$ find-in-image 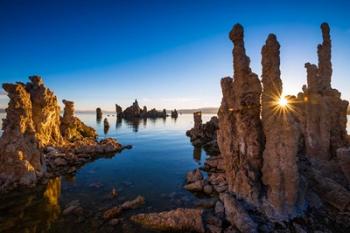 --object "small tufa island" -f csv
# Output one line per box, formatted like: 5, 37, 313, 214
0, 76, 129, 193
131, 23, 350, 233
